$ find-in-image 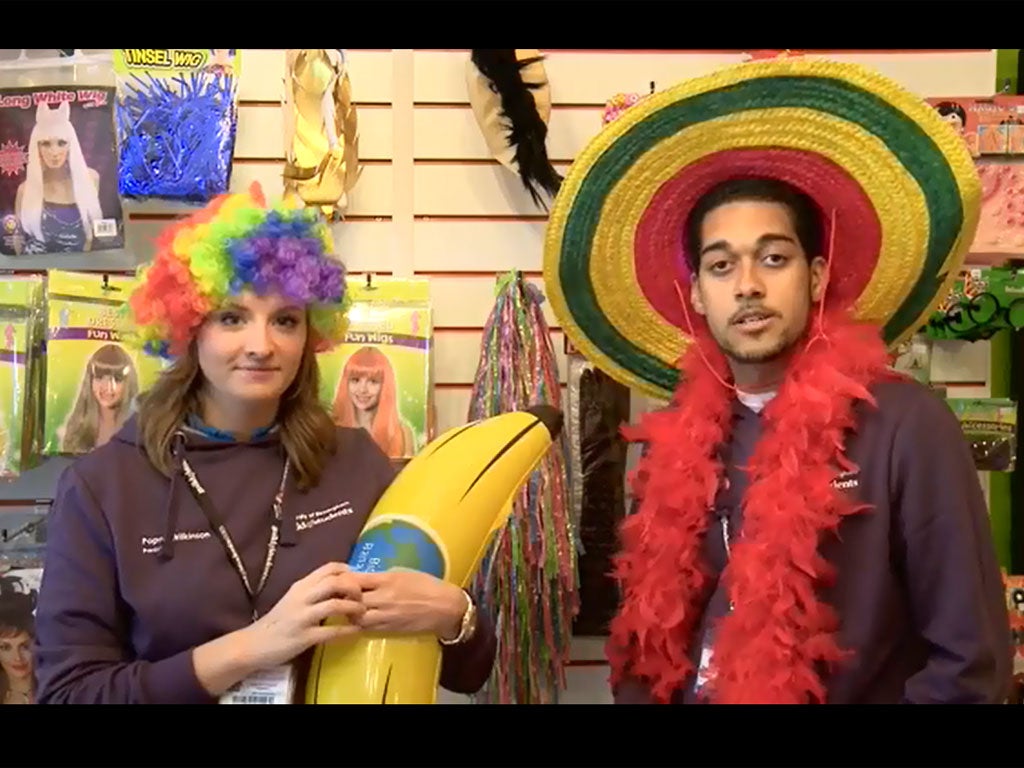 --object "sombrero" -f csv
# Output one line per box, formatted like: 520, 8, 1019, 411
542, 56, 982, 401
